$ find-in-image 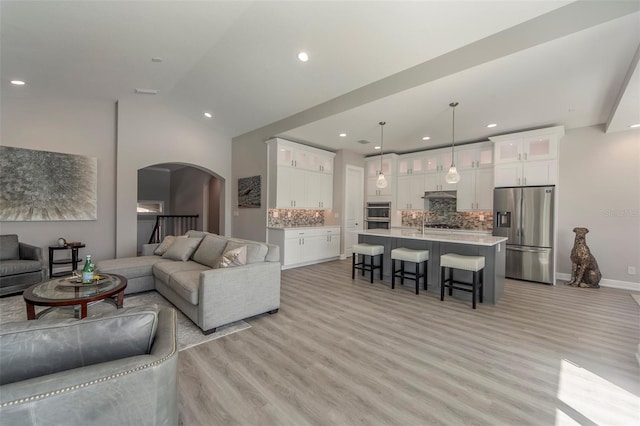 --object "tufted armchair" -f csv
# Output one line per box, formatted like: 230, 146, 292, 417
0, 305, 179, 426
